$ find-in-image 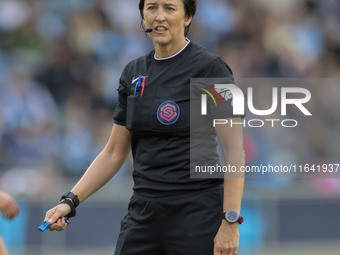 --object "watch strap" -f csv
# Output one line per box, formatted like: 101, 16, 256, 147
59, 198, 76, 219
61, 191, 80, 208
